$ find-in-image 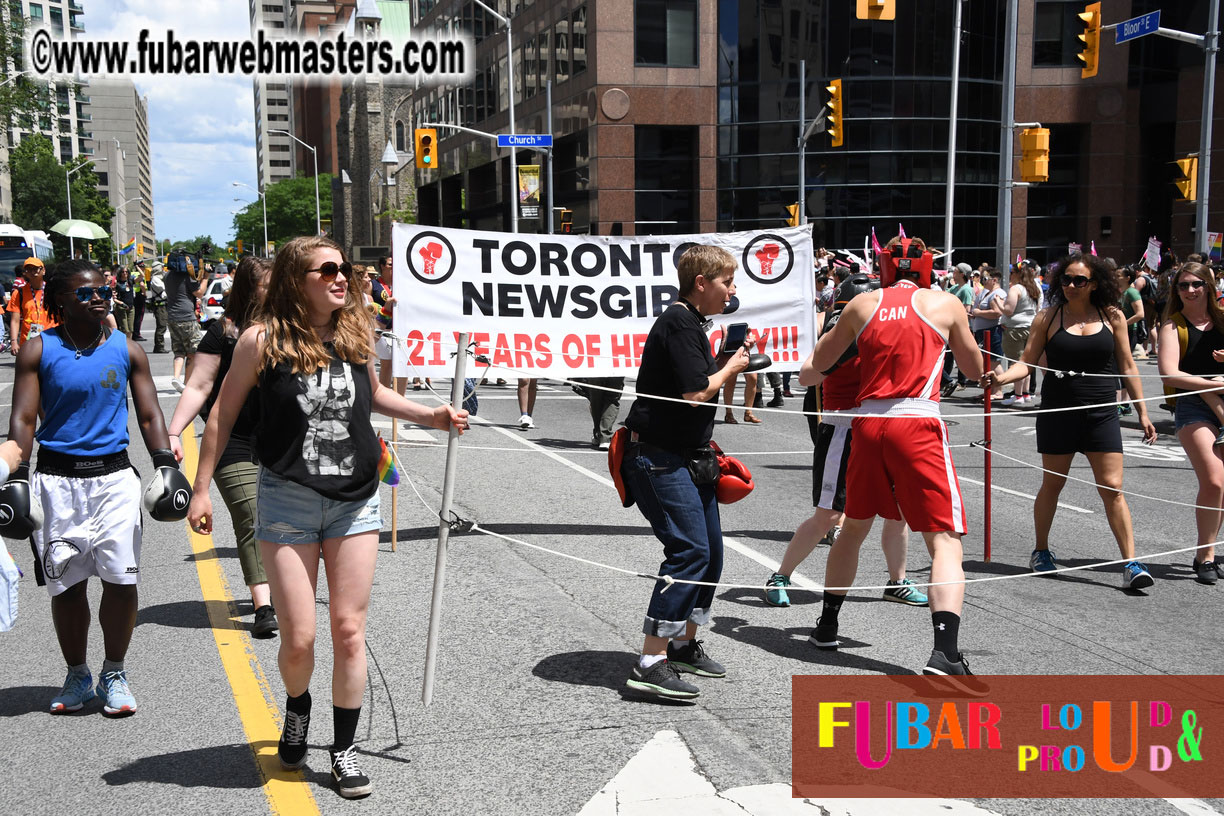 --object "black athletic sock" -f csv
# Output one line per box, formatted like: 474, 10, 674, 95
332, 705, 361, 751
286, 689, 312, 715
932, 611, 960, 658
821, 592, 846, 624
